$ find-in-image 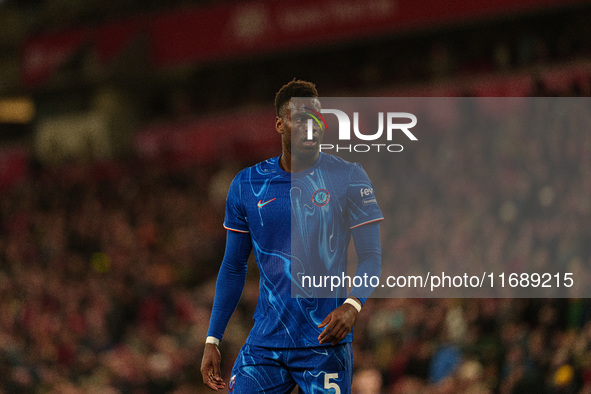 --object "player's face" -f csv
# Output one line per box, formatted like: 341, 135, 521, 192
277, 98, 324, 160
